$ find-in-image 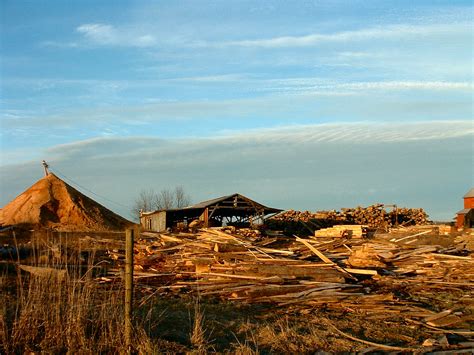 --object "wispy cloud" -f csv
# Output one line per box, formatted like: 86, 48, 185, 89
76, 23, 156, 47
164, 74, 246, 83
43, 23, 157, 48
335, 81, 473, 91
43, 121, 473, 155
42, 20, 471, 50
260, 80, 473, 94
5, 76, 470, 94
2, 82, 471, 137
209, 23, 471, 48
214, 121, 474, 144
